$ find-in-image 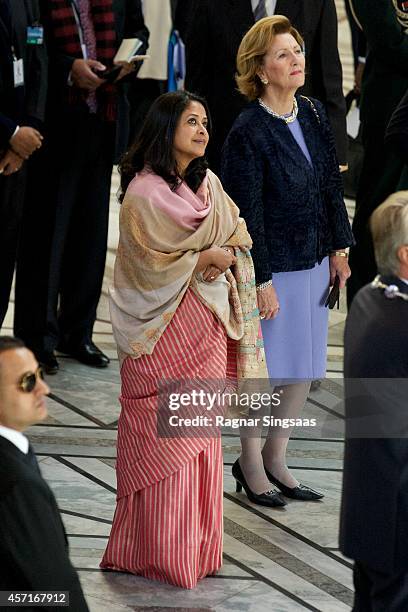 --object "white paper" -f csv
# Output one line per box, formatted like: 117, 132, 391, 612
347, 105, 360, 140
114, 38, 143, 63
